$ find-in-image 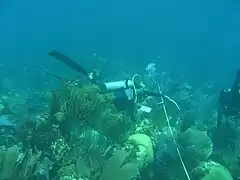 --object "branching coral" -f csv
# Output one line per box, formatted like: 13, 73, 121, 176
0, 145, 51, 179
51, 83, 114, 124
51, 138, 70, 162
11, 149, 43, 179
50, 82, 133, 143
18, 117, 64, 156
